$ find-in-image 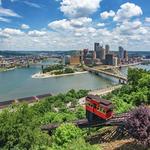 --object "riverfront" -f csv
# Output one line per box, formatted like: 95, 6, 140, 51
0, 60, 149, 102
32, 71, 88, 78
0, 63, 115, 102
